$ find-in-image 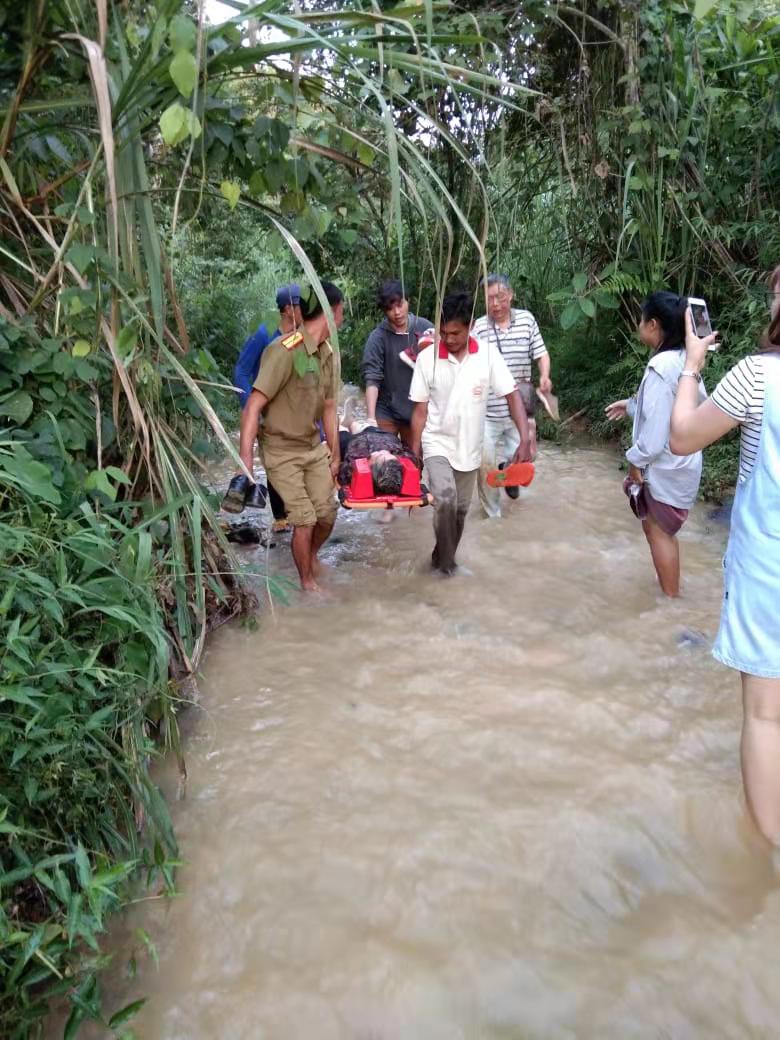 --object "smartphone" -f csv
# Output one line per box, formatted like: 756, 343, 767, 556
688, 297, 717, 350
